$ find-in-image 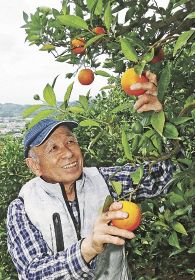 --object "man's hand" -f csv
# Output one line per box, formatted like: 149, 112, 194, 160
81, 201, 135, 263
131, 71, 163, 113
